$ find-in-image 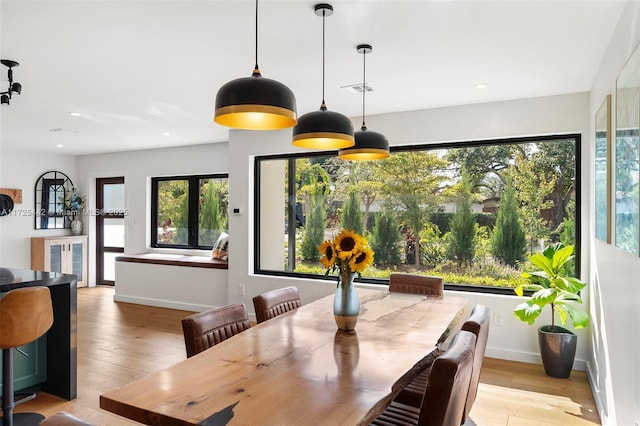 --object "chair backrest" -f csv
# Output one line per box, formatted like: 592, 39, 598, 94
418, 330, 476, 426
40, 412, 94, 425
461, 304, 490, 423
0, 286, 53, 349
181, 303, 250, 358
253, 286, 301, 324
389, 273, 444, 297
